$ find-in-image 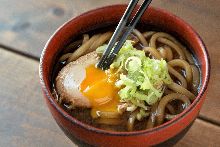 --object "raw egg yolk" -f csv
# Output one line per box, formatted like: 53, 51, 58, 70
80, 64, 119, 117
